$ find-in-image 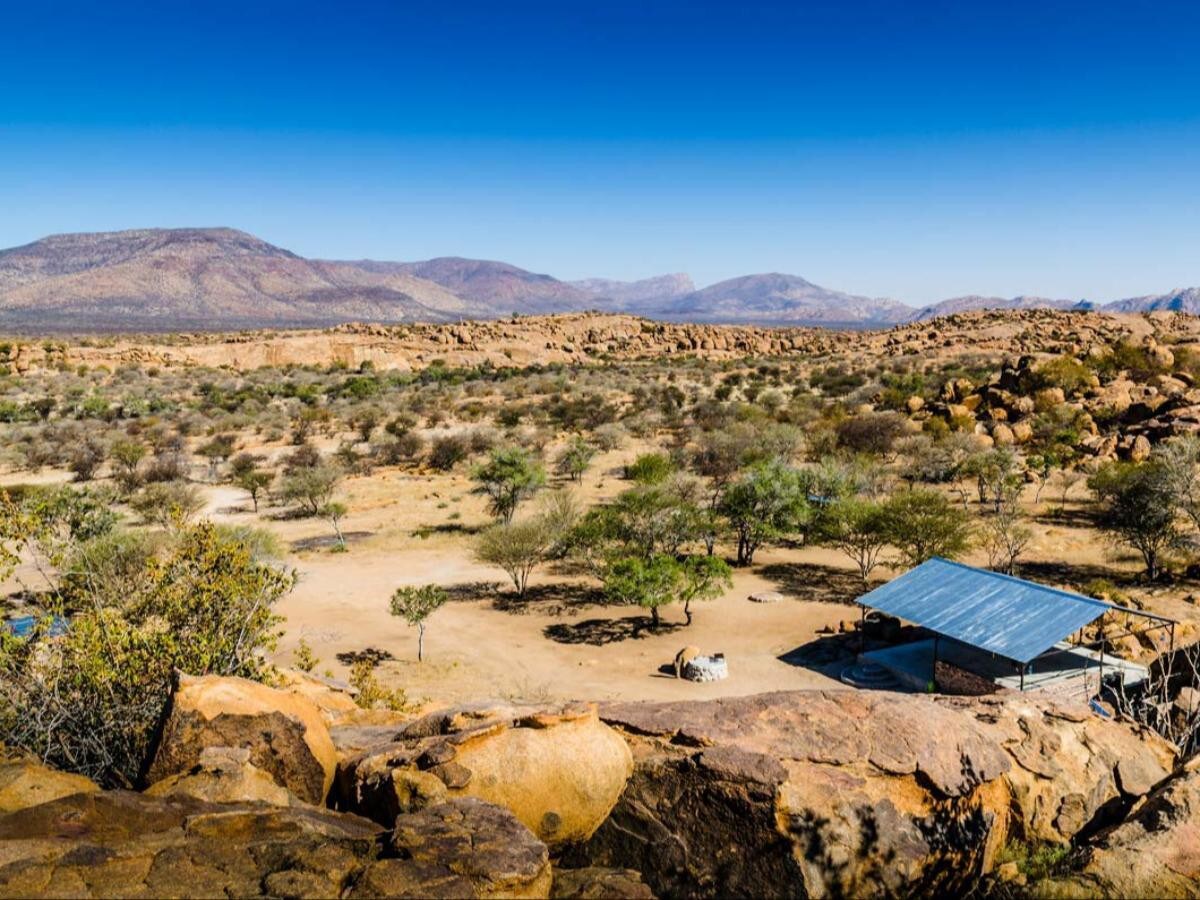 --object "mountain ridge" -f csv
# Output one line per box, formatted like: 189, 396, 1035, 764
0, 227, 1195, 332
